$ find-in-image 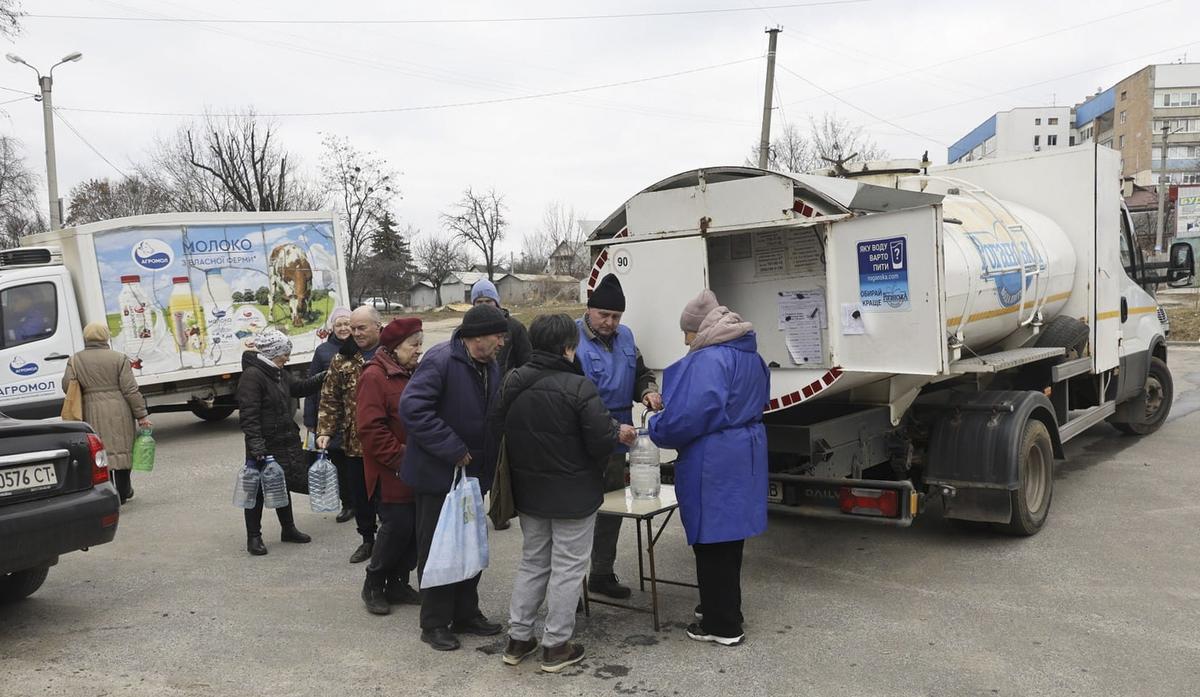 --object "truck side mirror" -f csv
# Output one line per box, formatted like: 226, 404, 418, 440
1167, 241, 1195, 287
